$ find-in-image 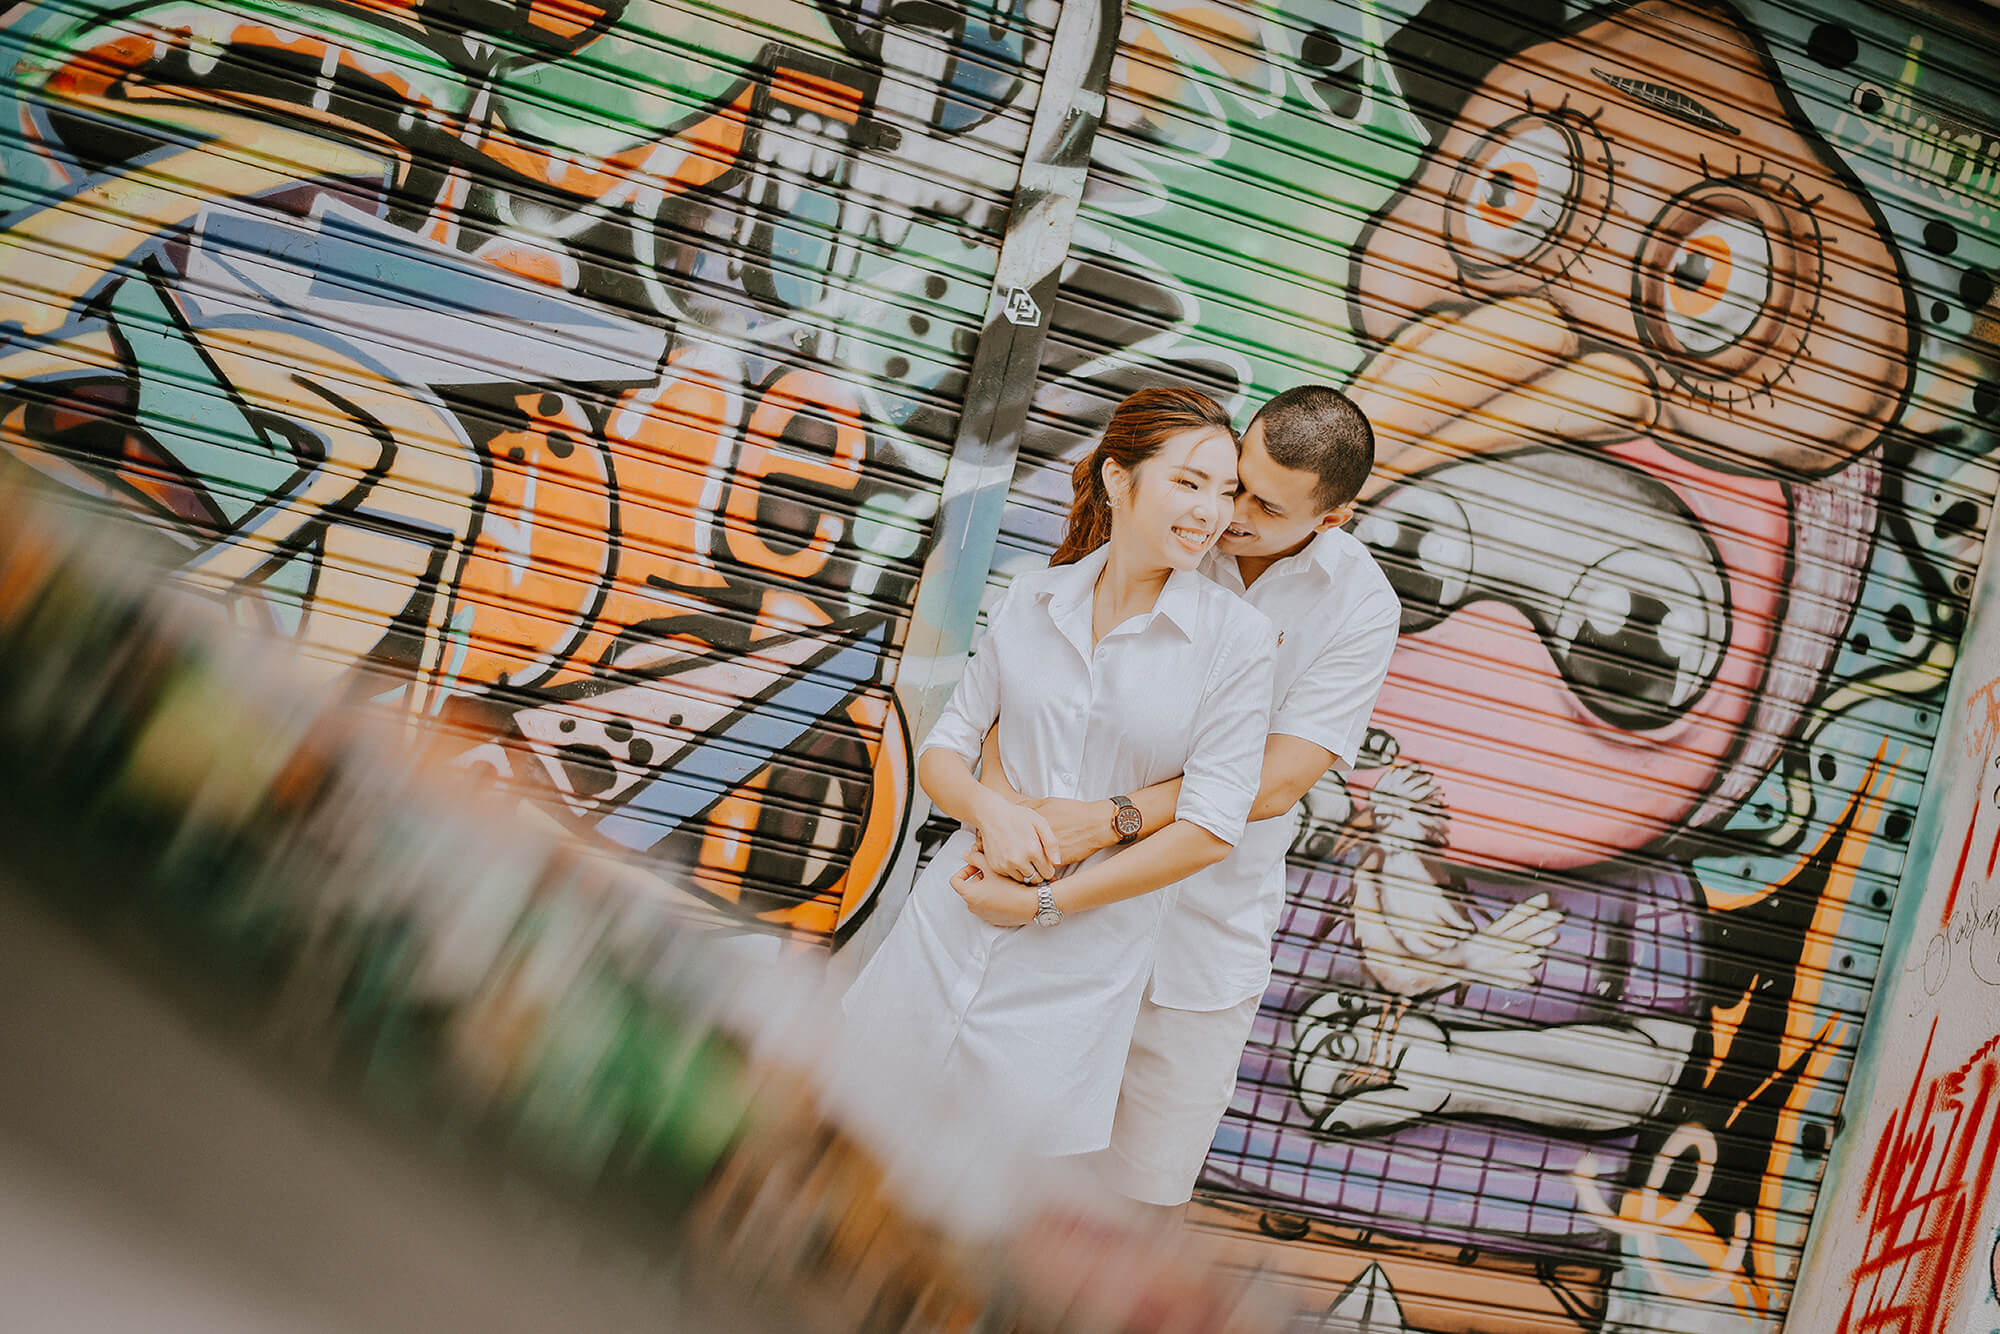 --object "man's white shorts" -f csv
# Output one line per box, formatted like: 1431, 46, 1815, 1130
1089, 987, 1262, 1206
